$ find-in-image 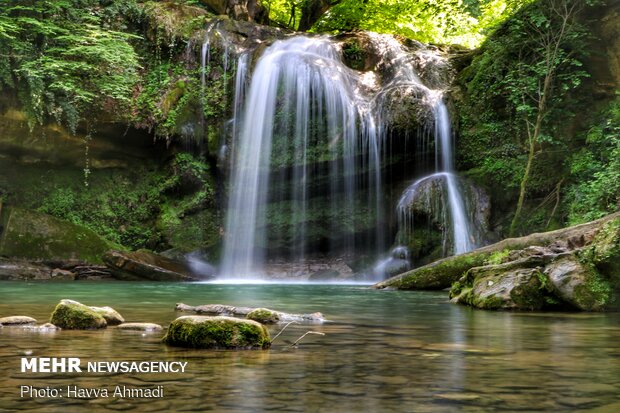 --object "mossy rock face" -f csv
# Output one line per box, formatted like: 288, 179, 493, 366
376, 251, 492, 290
454, 266, 545, 311
589, 217, 620, 281
50, 300, 107, 330
163, 316, 271, 349
246, 308, 280, 324
0, 208, 115, 264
